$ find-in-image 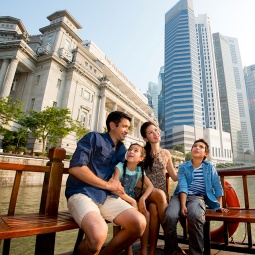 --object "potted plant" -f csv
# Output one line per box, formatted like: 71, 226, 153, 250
4, 145, 16, 154
17, 146, 27, 155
